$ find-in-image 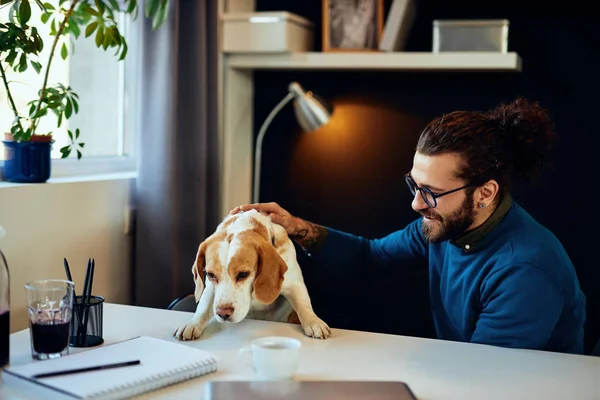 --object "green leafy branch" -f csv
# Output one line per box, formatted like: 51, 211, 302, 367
61, 127, 84, 159
0, 1, 45, 139
0, 0, 169, 158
